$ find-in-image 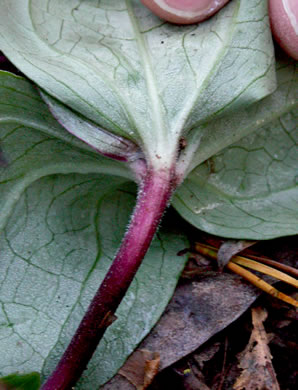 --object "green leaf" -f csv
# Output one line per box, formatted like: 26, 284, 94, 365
0, 0, 296, 385
0, 73, 187, 387
0, 176, 187, 388
0, 0, 275, 170
173, 58, 298, 239
0, 71, 133, 231
0, 372, 40, 390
